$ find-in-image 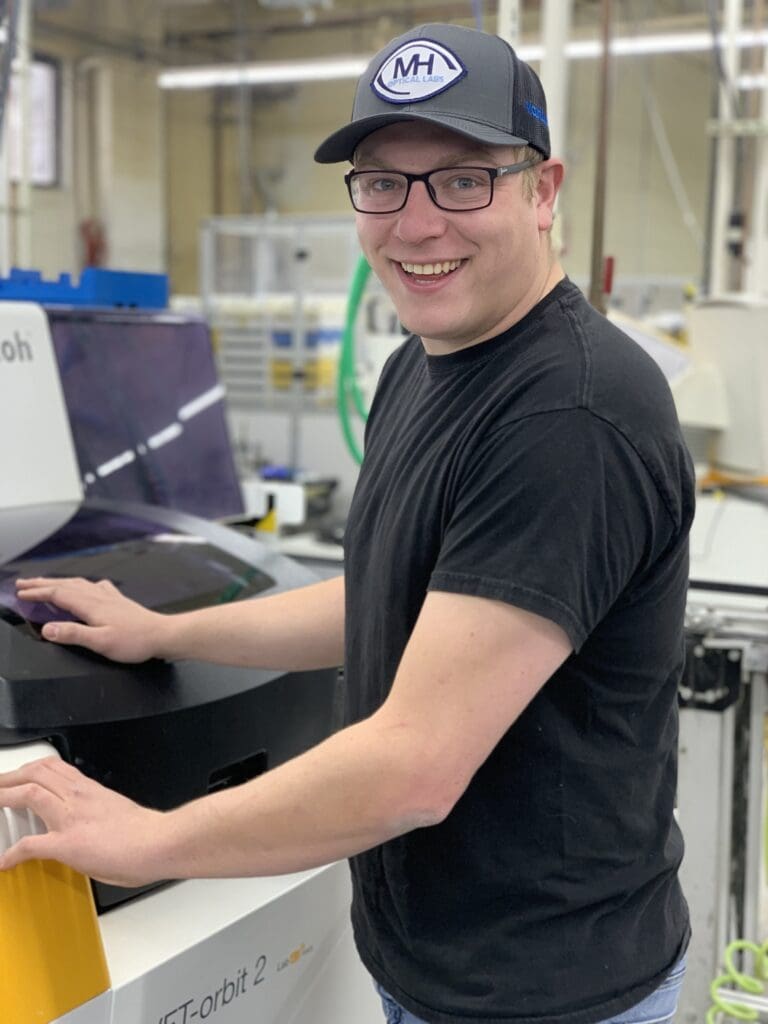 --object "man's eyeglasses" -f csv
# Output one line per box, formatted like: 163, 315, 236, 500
345, 159, 539, 214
